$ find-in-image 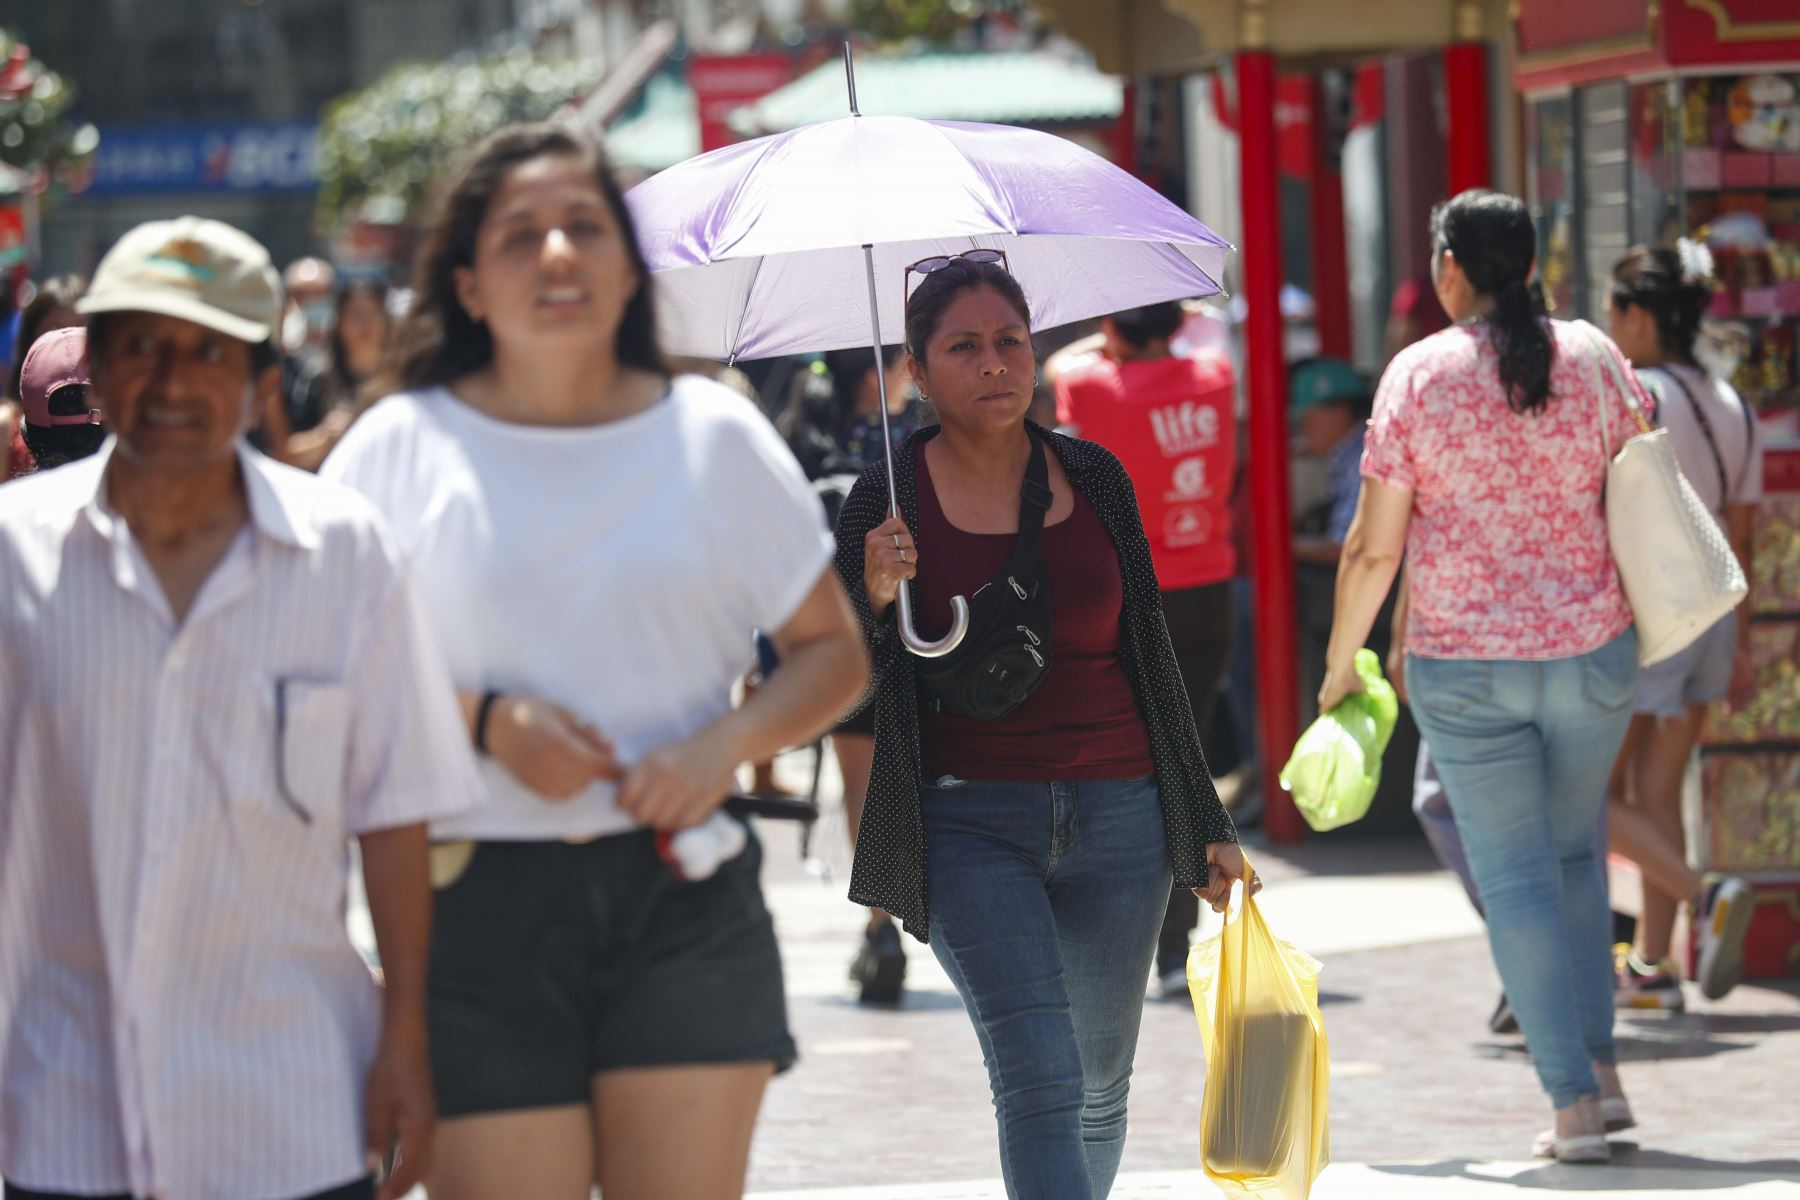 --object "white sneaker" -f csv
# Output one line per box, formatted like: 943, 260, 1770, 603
1695, 877, 1754, 1001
